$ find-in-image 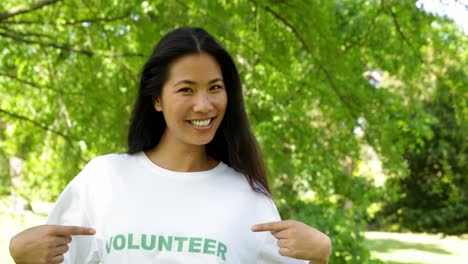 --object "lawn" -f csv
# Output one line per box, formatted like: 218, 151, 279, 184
1, 200, 467, 264
365, 231, 468, 264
